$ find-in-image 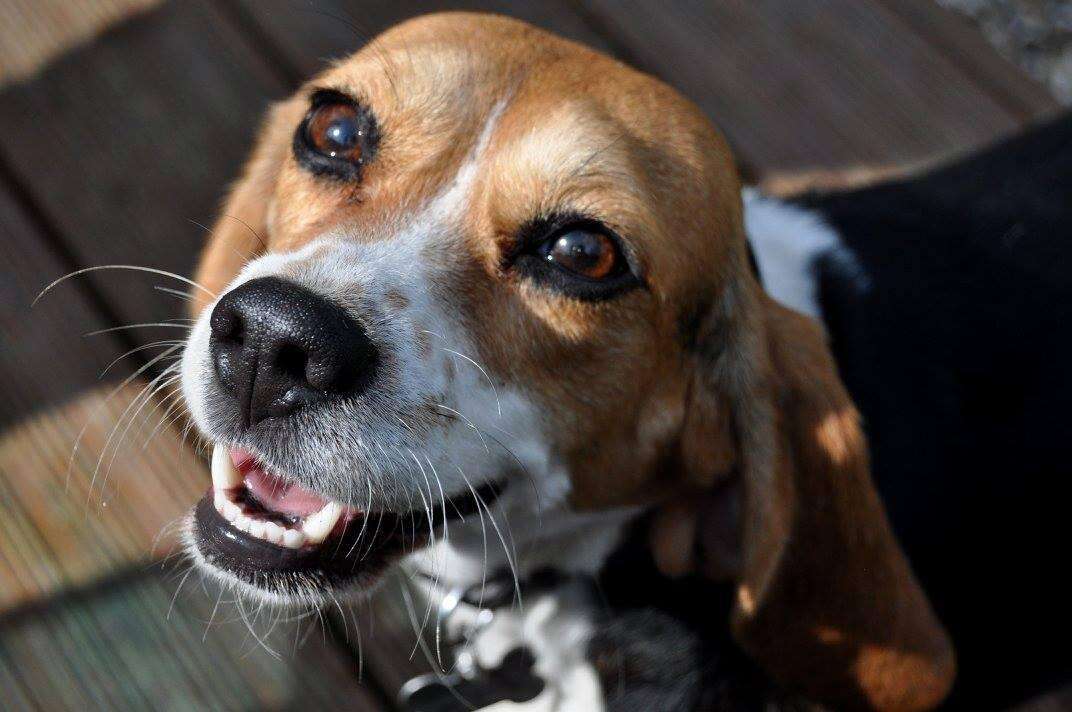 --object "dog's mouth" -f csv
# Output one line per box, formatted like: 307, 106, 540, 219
192, 443, 502, 599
